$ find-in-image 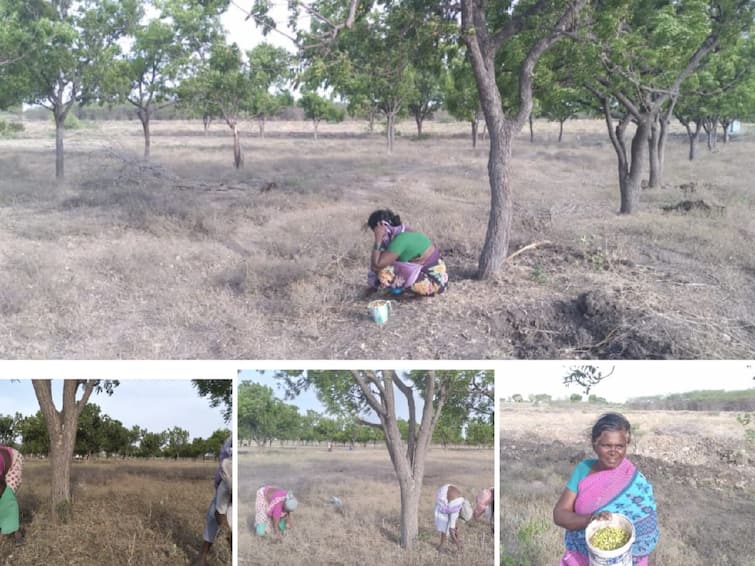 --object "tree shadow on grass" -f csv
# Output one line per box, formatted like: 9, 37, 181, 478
18, 492, 43, 528
377, 515, 401, 545
146, 499, 230, 565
